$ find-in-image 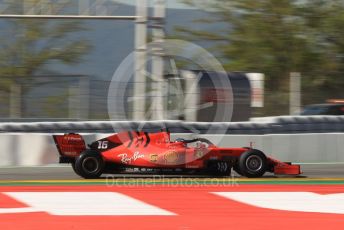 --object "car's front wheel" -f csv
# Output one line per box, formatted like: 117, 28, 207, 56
75, 150, 104, 179
238, 149, 267, 178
